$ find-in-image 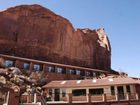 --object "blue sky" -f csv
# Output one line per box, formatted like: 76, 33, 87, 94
0, 0, 140, 77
